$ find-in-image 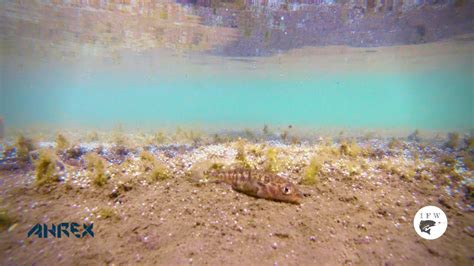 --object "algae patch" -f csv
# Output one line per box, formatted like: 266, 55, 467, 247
15, 135, 35, 162
264, 147, 279, 173
0, 209, 15, 230
445, 132, 460, 150
85, 153, 108, 186
96, 207, 119, 220
301, 158, 321, 185
140, 151, 170, 182
55, 133, 70, 151
35, 150, 59, 186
